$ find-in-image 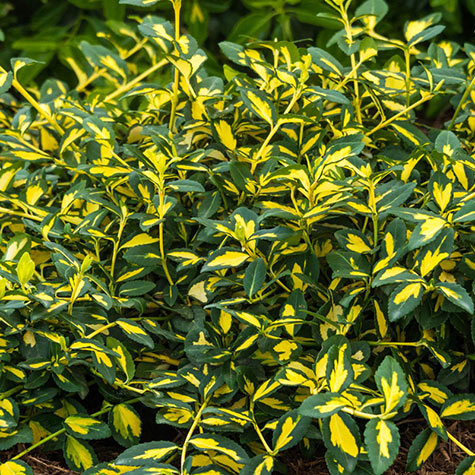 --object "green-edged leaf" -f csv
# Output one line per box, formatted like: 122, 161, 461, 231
119, 280, 155, 297
308, 47, 344, 75
240, 455, 274, 475
299, 392, 349, 418
326, 251, 370, 280
419, 404, 447, 440
119, 0, 161, 5
374, 356, 408, 414
0, 460, 33, 475
407, 217, 447, 250
372, 267, 422, 287
322, 412, 361, 472
326, 342, 353, 393
106, 337, 135, 383
202, 247, 249, 272
456, 456, 475, 475
435, 283, 474, 314
64, 415, 111, 440
189, 433, 249, 464
453, 201, 475, 223
116, 319, 154, 348
417, 381, 452, 406
406, 429, 438, 472
115, 441, 178, 465
364, 419, 399, 475
272, 410, 311, 452
243, 258, 266, 297
388, 282, 424, 321
429, 172, 453, 212
440, 394, 475, 420
0, 70, 12, 95
109, 404, 141, 448
63, 435, 97, 472
240, 89, 277, 125
335, 229, 372, 254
